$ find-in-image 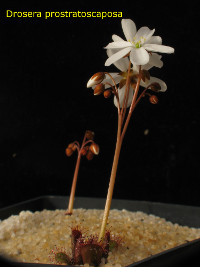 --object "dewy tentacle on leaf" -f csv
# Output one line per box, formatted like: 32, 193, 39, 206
52, 228, 121, 267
